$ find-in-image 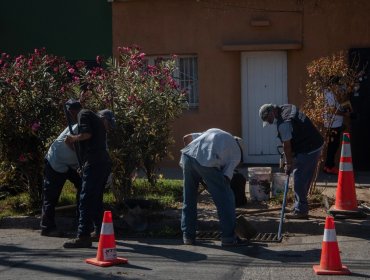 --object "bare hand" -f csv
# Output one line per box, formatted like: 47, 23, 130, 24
65, 135, 74, 145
